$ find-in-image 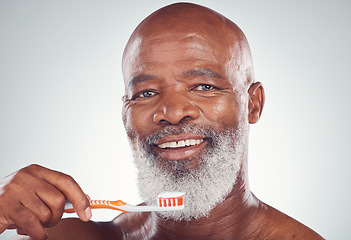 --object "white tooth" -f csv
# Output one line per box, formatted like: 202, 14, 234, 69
162, 142, 170, 148
178, 140, 185, 147
196, 139, 202, 144
169, 141, 177, 148
158, 139, 204, 149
